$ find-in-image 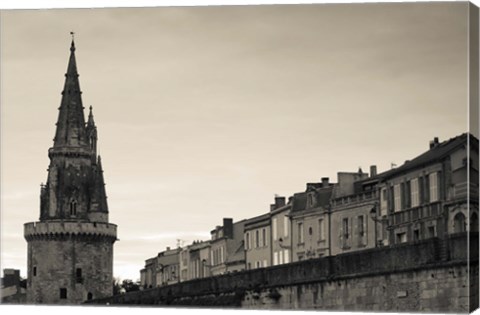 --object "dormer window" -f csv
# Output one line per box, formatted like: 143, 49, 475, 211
70, 199, 77, 216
